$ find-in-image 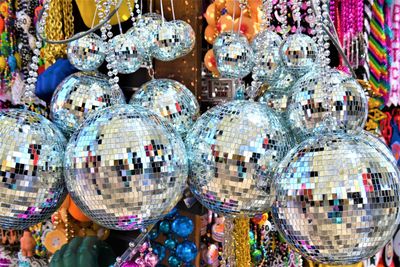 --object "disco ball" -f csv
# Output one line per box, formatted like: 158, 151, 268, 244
286, 68, 368, 140
67, 33, 106, 71
128, 13, 163, 58
251, 30, 282, 52
252, 44, 282, 83
153, 21, 182, 61
268, 69, 296, 91
213, 31, 241, 55
109, 34, 143, 74
186, 100, 293, 217
0, 109, 67, 230
50, 72, 125, 137
280, 33, 317, 75
171, 20, 195, 57
258, 87, 291, 114
216, 33, 254, 79
272, 132, 400, 264
64, 104, 188, 230
129, 79, 200, 139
